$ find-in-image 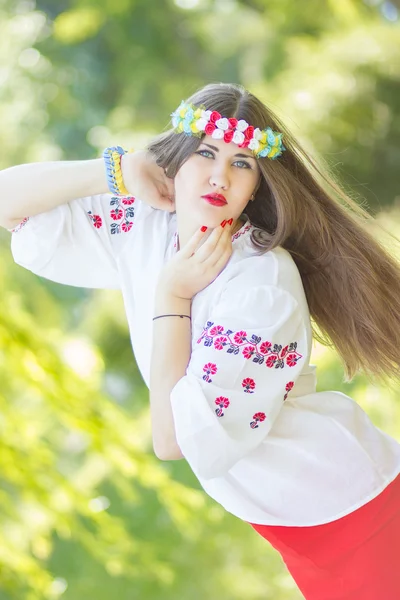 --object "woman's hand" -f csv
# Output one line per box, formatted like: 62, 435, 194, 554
121, 150, 175, 212
157, 222, 233, 300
